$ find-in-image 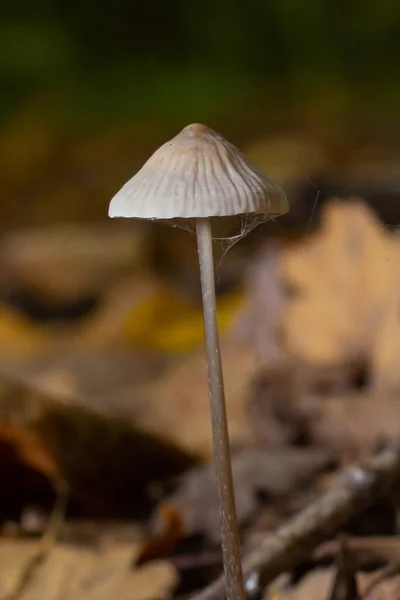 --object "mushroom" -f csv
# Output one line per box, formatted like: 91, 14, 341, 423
109, 123, 288, 600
